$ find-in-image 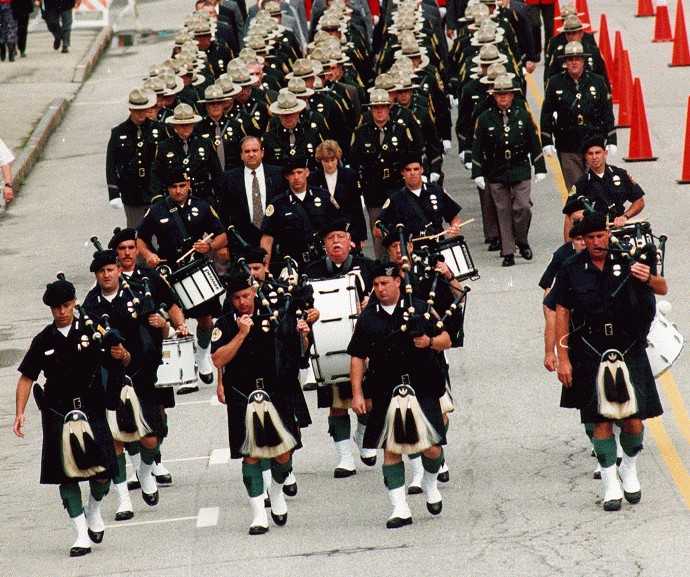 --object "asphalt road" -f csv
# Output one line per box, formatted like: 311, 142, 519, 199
1, 2, 689, 576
